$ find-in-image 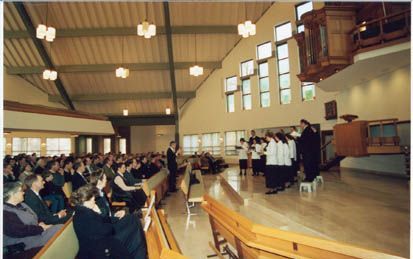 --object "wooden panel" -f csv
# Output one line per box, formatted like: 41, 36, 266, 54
334, 121, 369, 157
